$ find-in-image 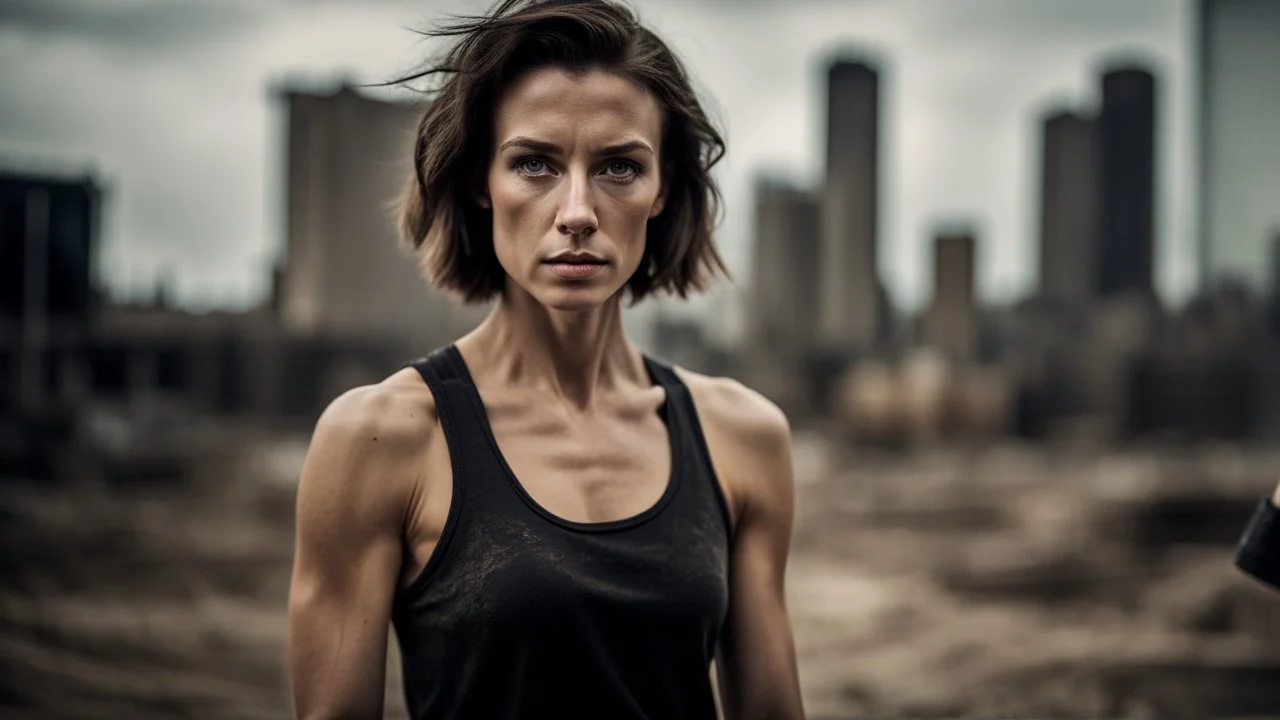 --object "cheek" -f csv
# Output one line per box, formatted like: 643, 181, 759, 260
487, 176, 541, 250
618, 195, 658, 248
